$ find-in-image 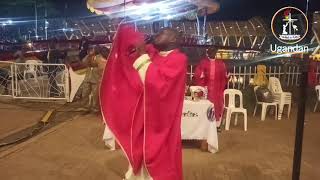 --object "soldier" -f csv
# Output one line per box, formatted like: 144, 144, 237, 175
79, 45, 109, 113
